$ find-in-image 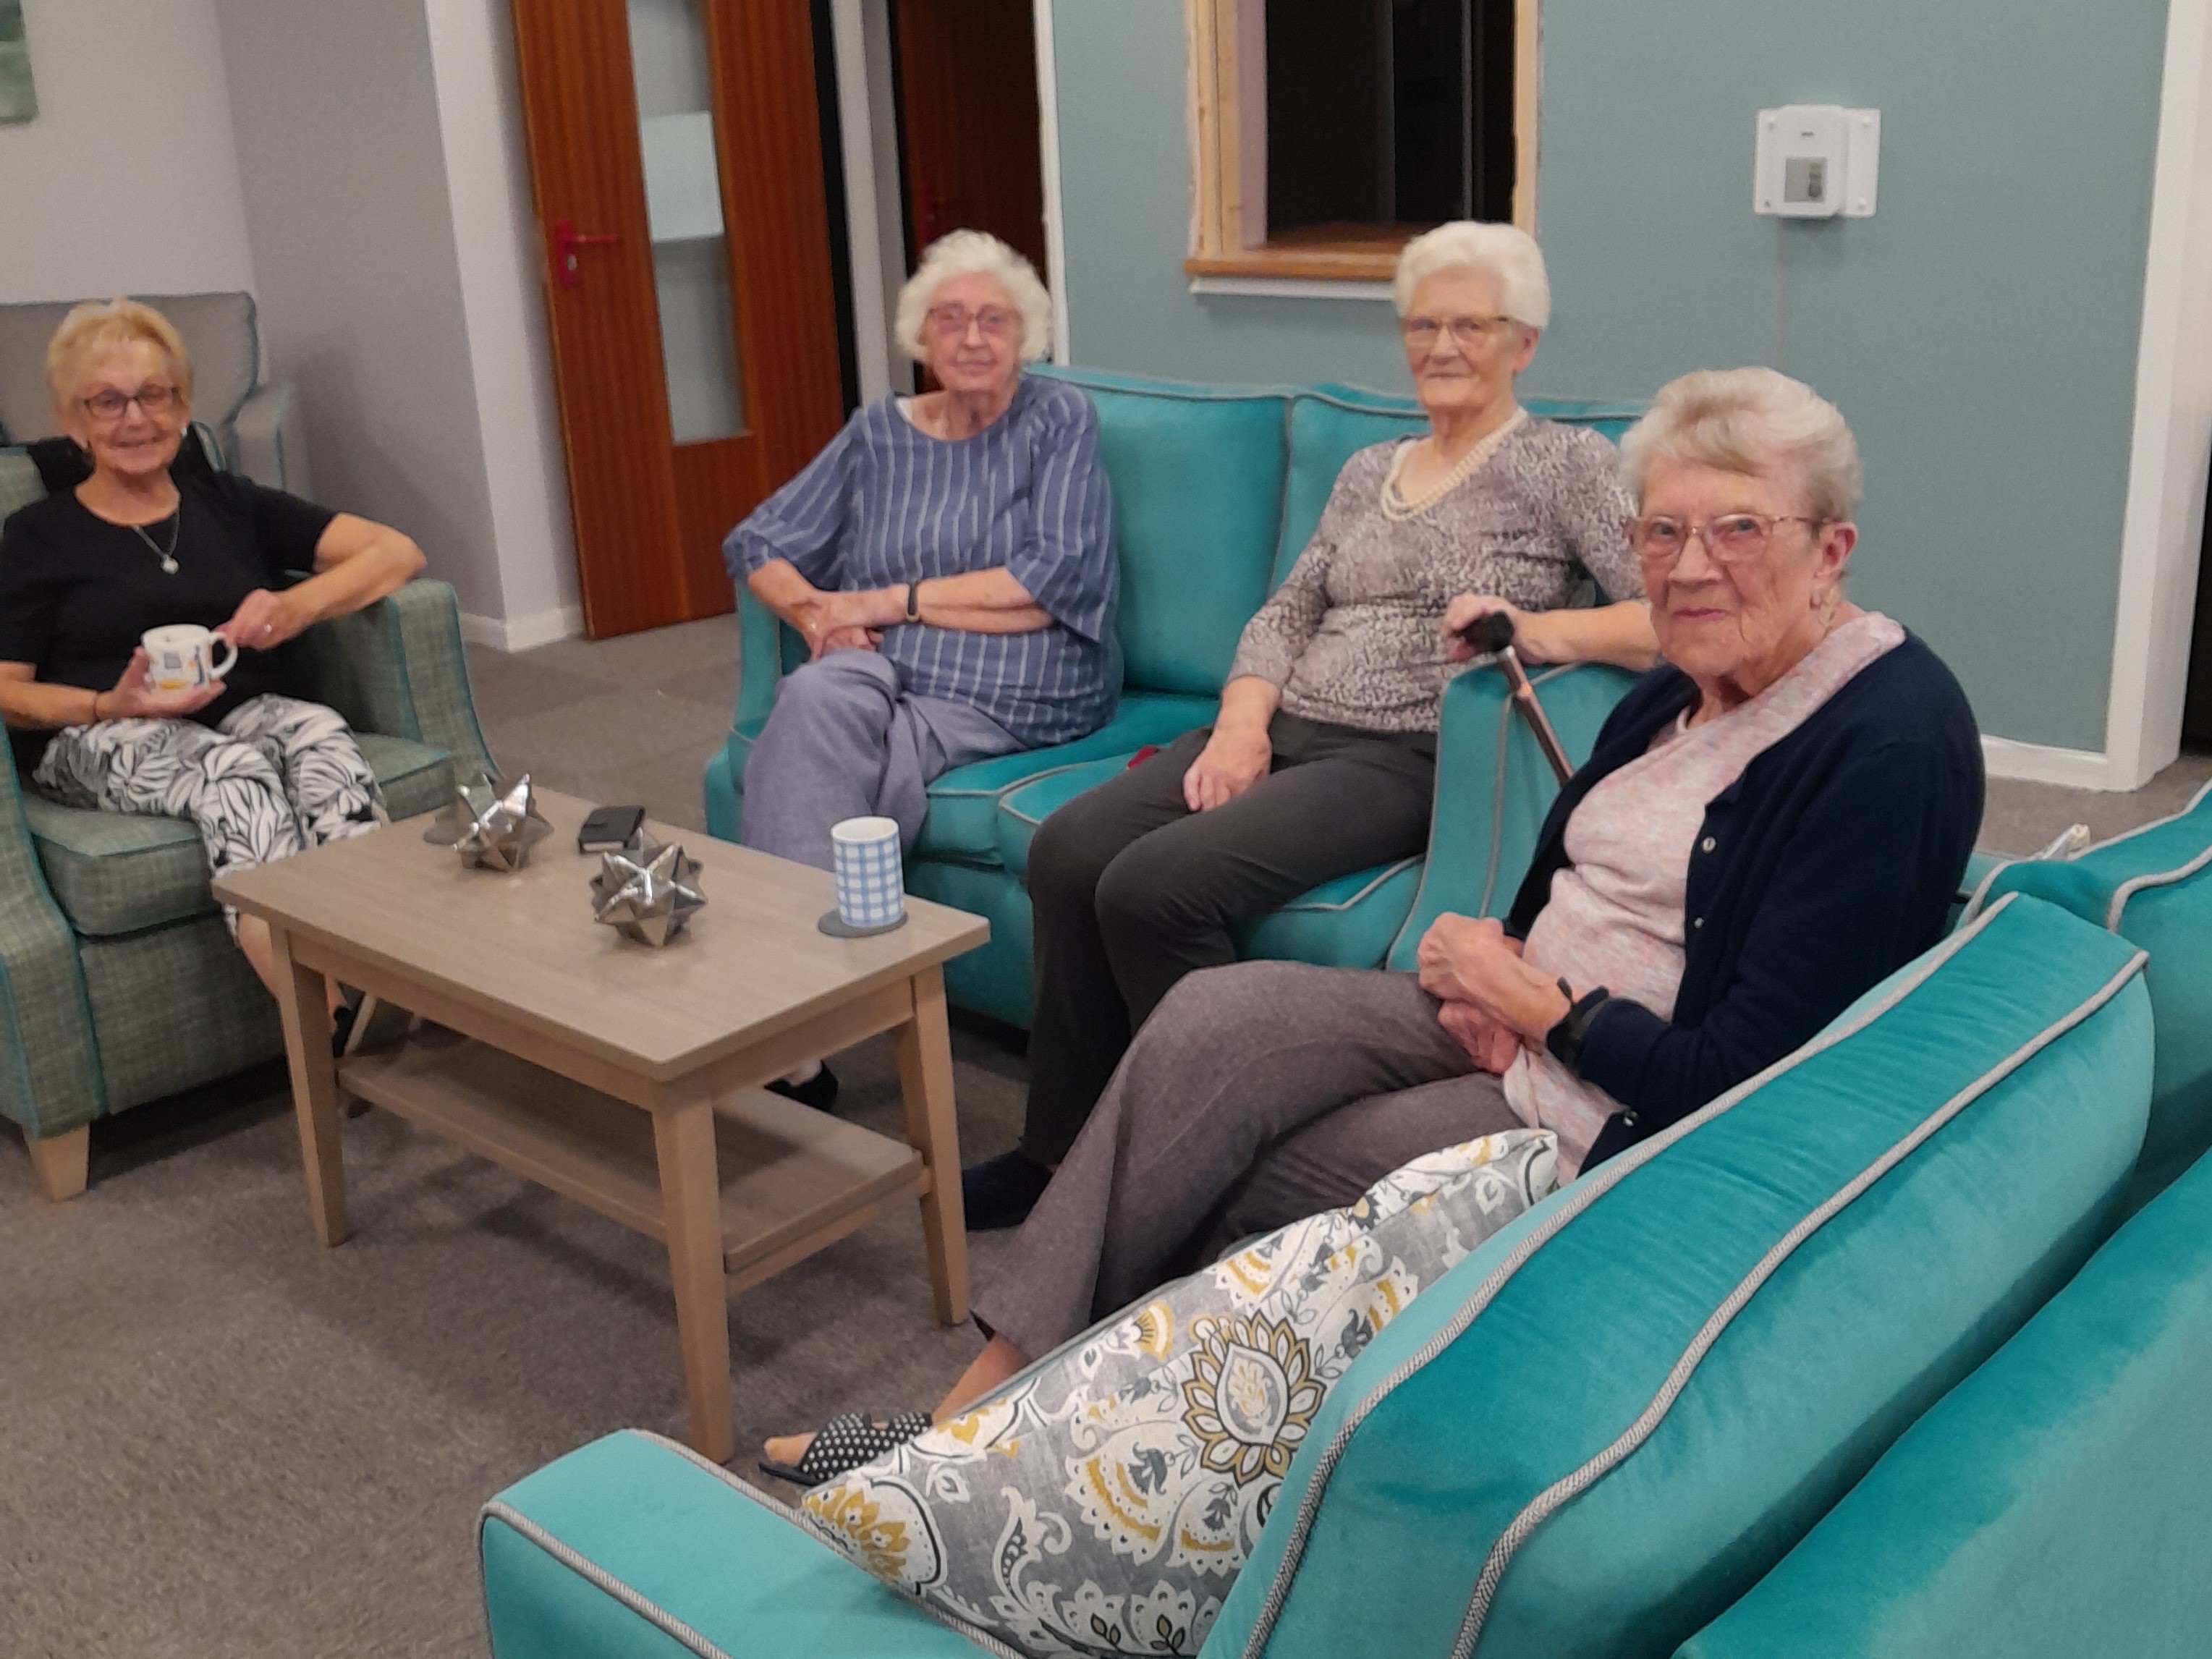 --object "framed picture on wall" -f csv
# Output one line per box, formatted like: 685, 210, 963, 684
0, 0, 35, 125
